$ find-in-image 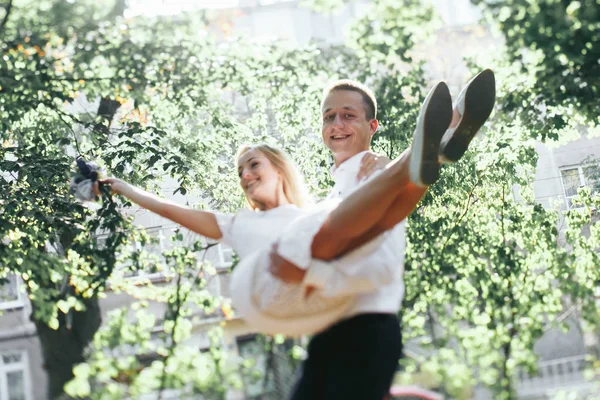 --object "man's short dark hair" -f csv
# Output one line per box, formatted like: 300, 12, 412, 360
321, 79, 377, 120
